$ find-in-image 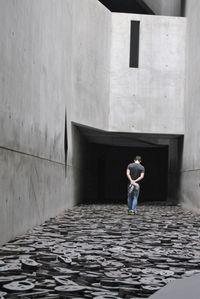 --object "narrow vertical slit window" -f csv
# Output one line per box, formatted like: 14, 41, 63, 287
64, 110, 68, 177
130, 21, 140, 68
